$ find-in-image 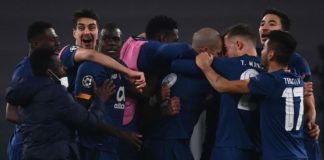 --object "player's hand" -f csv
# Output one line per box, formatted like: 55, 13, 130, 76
120, 131, 143, 151
93, 79, 116, 102
127, 70, 146, 92
196, 52, 213, 70
161, 96, 181, 116
307, 121, 320, 139
304, 82, 313, 96
137, 32, 146, 38
161, 83, 170, 101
